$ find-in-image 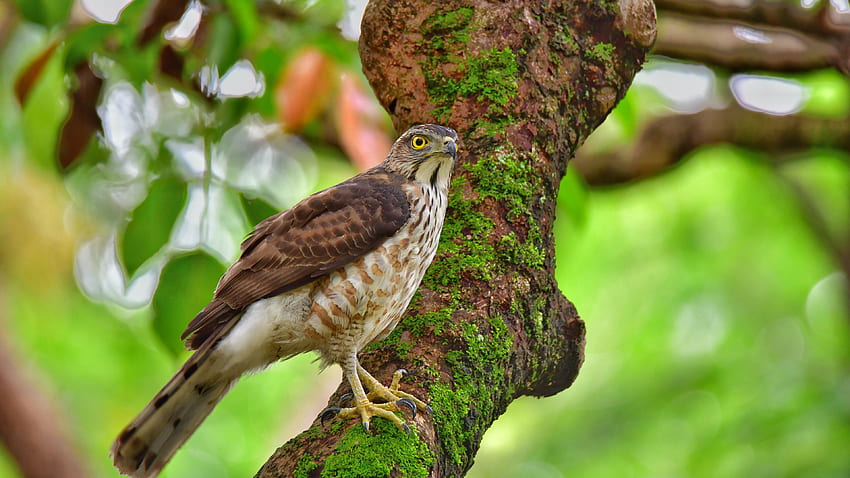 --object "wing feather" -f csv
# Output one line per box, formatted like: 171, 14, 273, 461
181, 167, 410, 349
